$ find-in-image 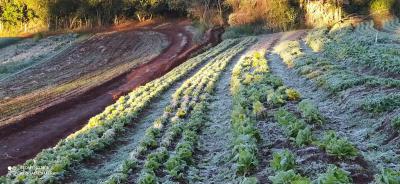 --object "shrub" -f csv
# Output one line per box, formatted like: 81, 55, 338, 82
375, 168, 400, 184
315, 165, 352, 184
268, 170, 311, 184
320, 131, 358, 160
222, 24, 263, 39
370, 0, 396, 16
270, 150, 296, 171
